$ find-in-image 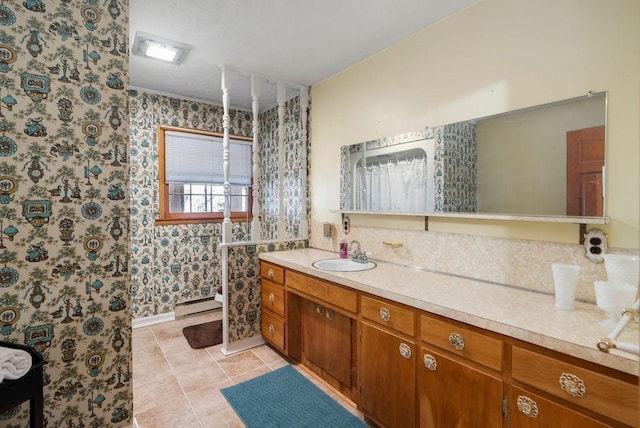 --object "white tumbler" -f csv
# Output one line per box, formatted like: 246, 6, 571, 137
552, 263, 581, 310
